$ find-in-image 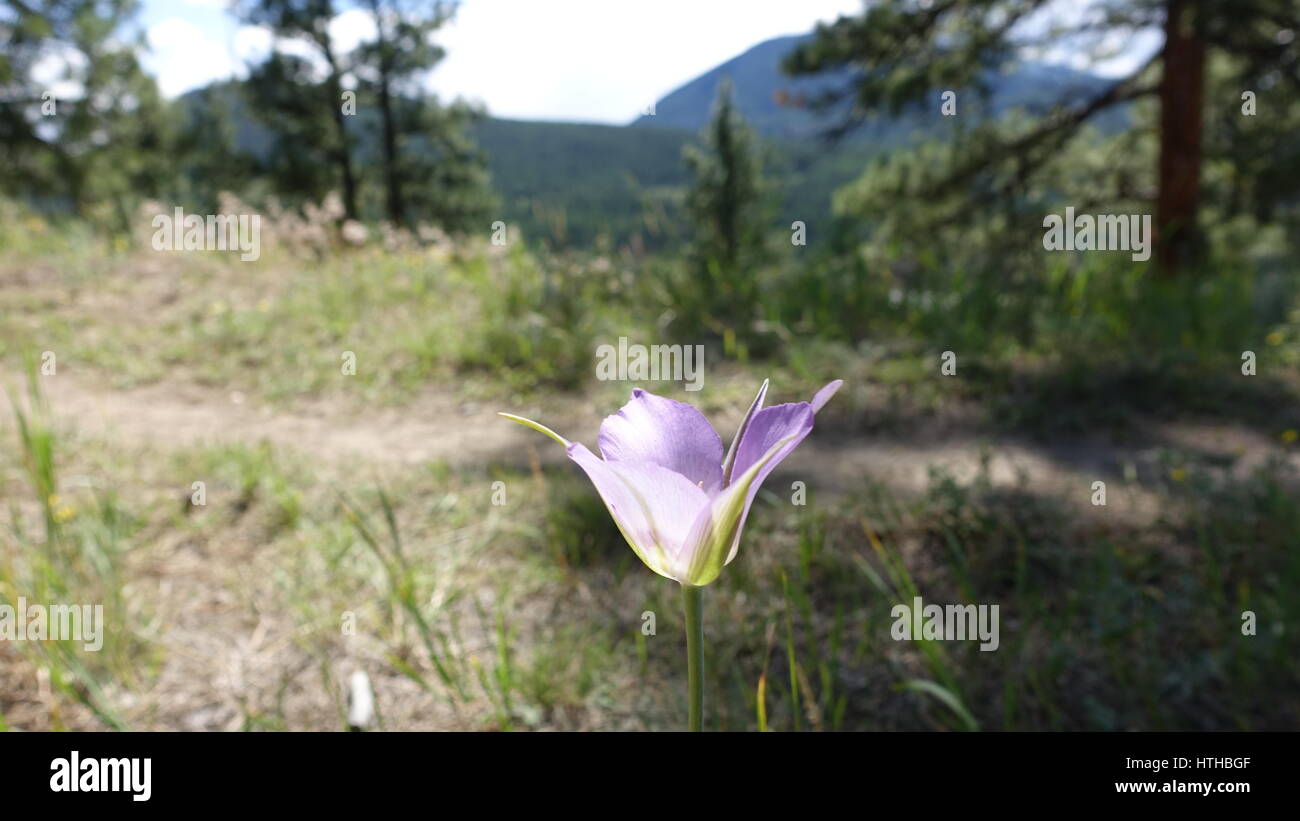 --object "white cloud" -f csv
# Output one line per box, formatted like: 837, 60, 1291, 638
328, 9, 378, 55
144, 18, 236, 96
220, 12, 378, 86
135, 0, 863, 116
232, 25, 274, 65
133, 0, 1164, 117
427, 0, 865, 122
